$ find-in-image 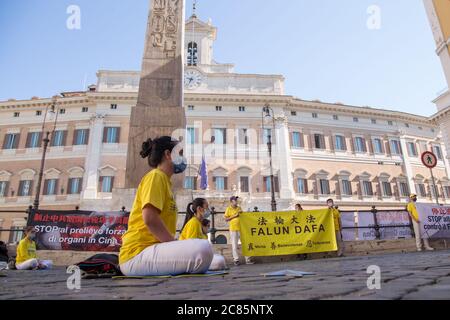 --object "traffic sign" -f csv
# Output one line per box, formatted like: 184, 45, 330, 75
421, 151, 438, 169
